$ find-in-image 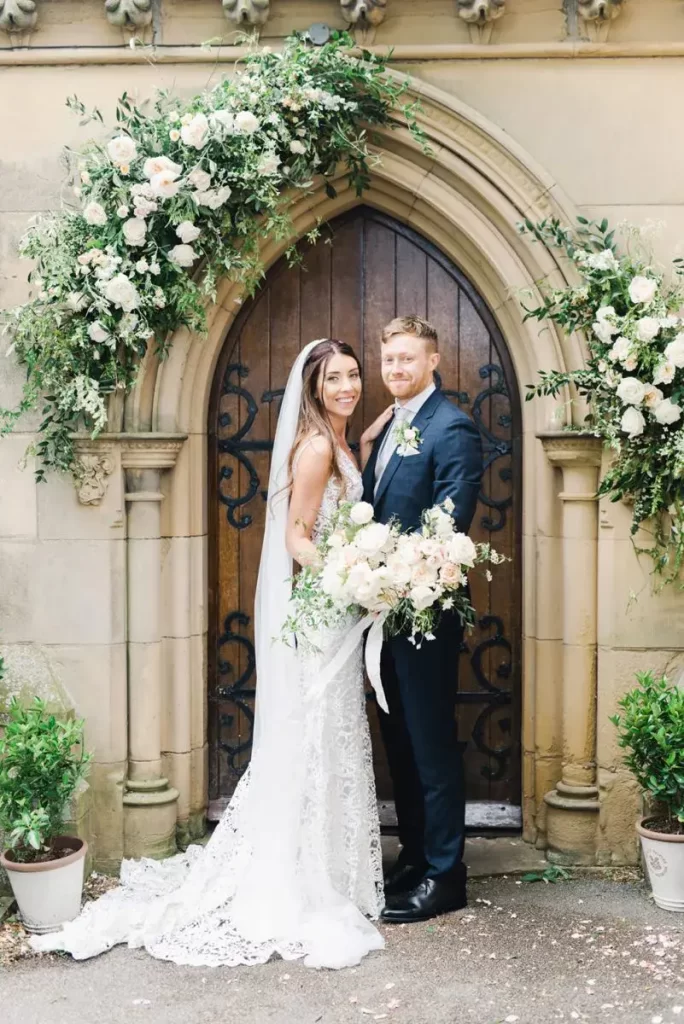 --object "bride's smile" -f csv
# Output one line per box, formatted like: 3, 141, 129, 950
320, 353, 362, 427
